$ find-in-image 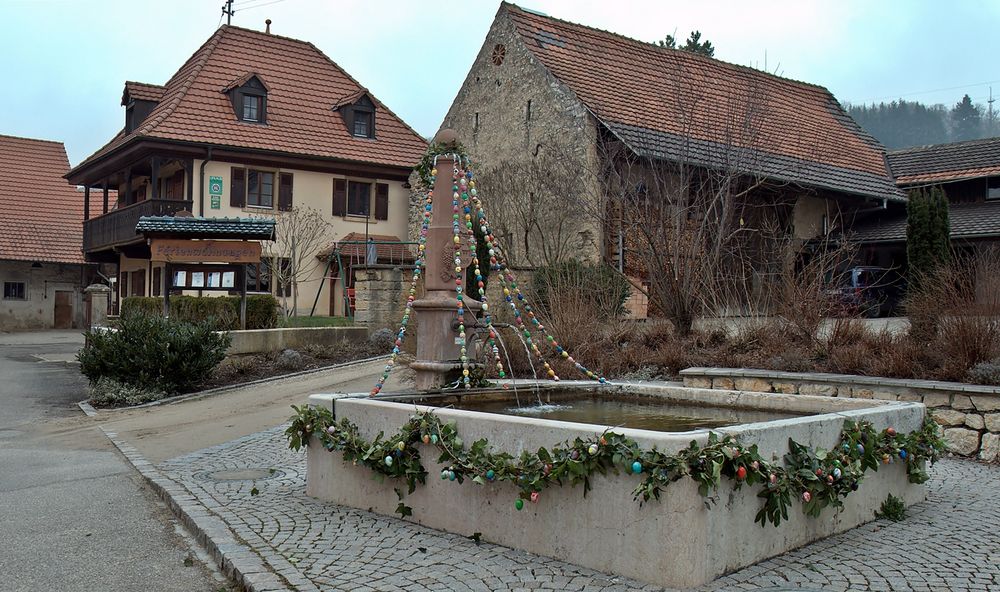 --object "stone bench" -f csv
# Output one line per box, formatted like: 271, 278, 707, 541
679, 367, 999, 462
